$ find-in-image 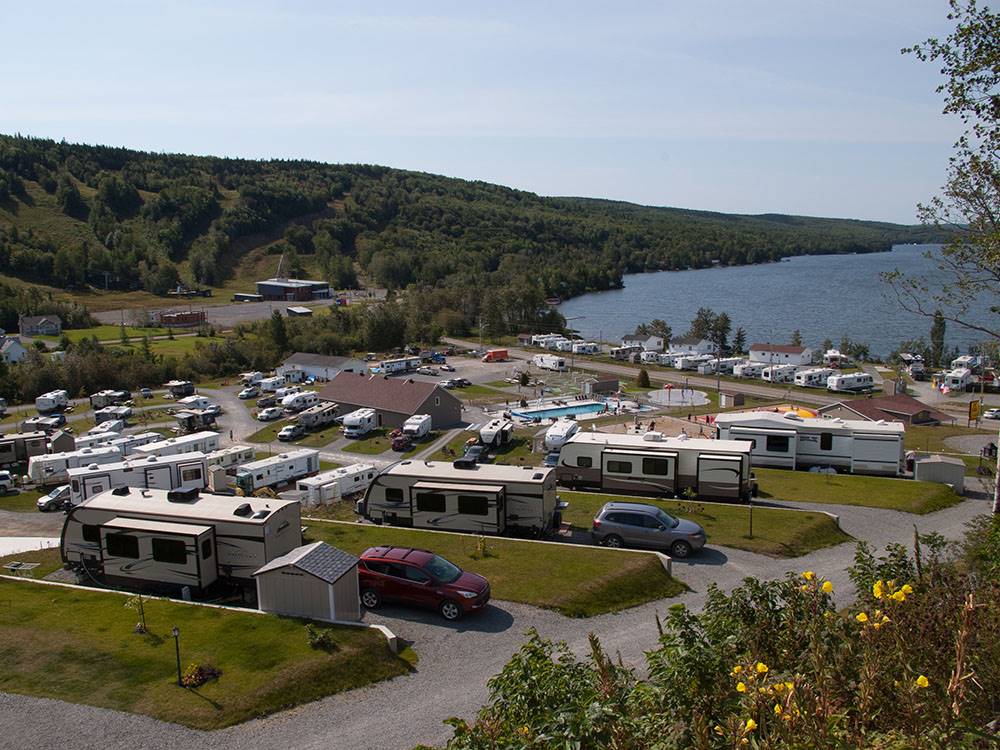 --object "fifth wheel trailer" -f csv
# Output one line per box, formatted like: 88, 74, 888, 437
133, 431, 220, 458
235, 449, 319, 493
66, 451, 210, 506
358, 461, 561, 536
296, 463, 377, 505
556, 431, 755, 501
60, 486, 302, 587
28, 445, 123, 486
713, 411, 904, 476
